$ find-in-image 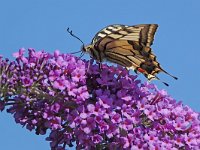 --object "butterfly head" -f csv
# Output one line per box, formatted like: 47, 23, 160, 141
82, 45, 93, 53
82, 45, 94, 57
82, 44, 102, 61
